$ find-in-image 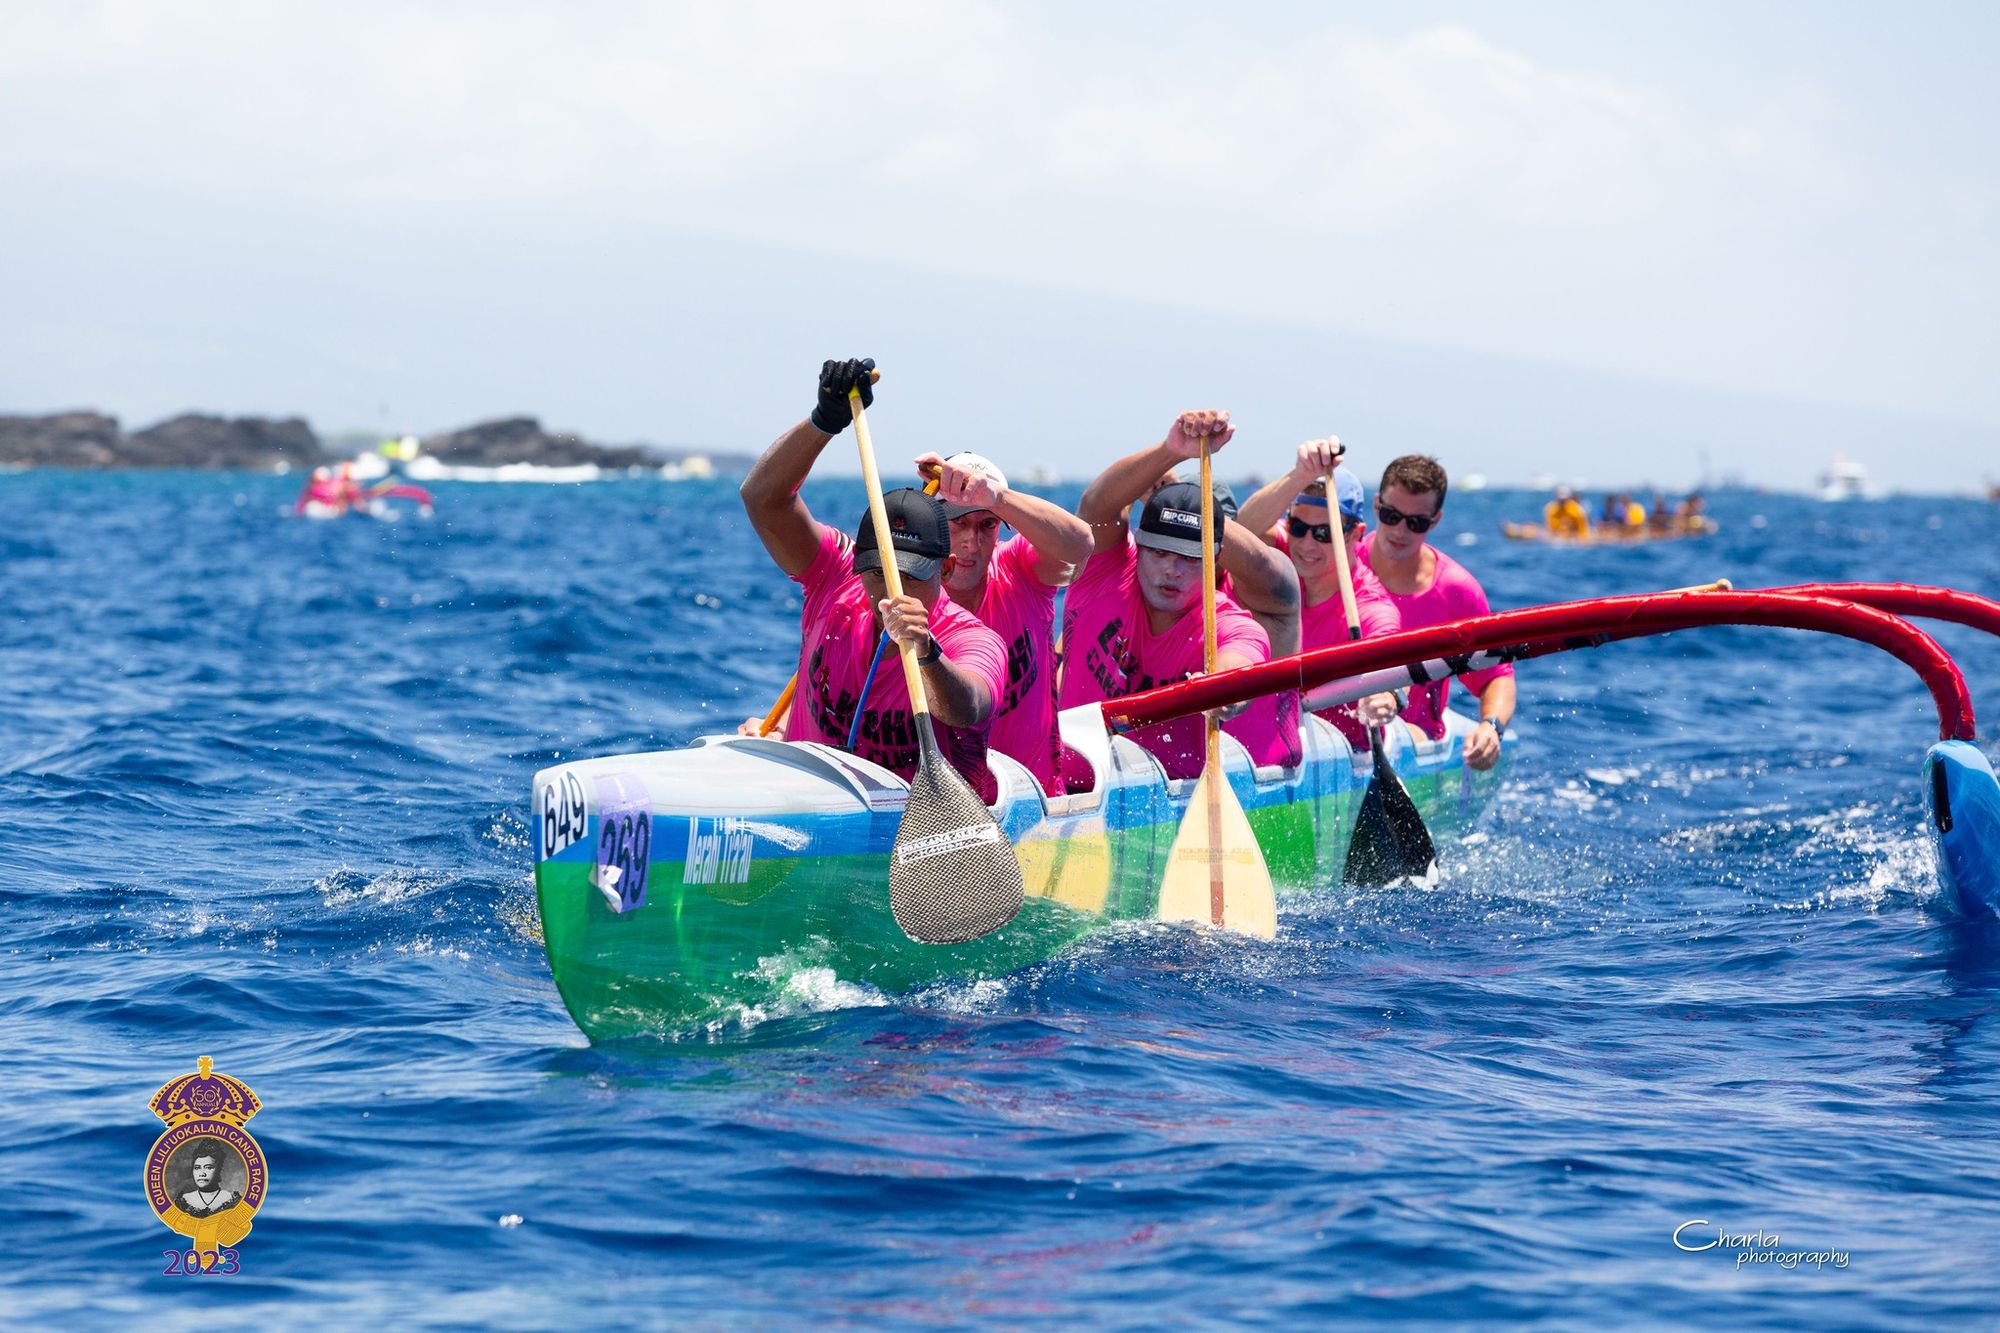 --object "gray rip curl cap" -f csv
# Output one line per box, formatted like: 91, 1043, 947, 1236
1133, 482, 1221, 559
